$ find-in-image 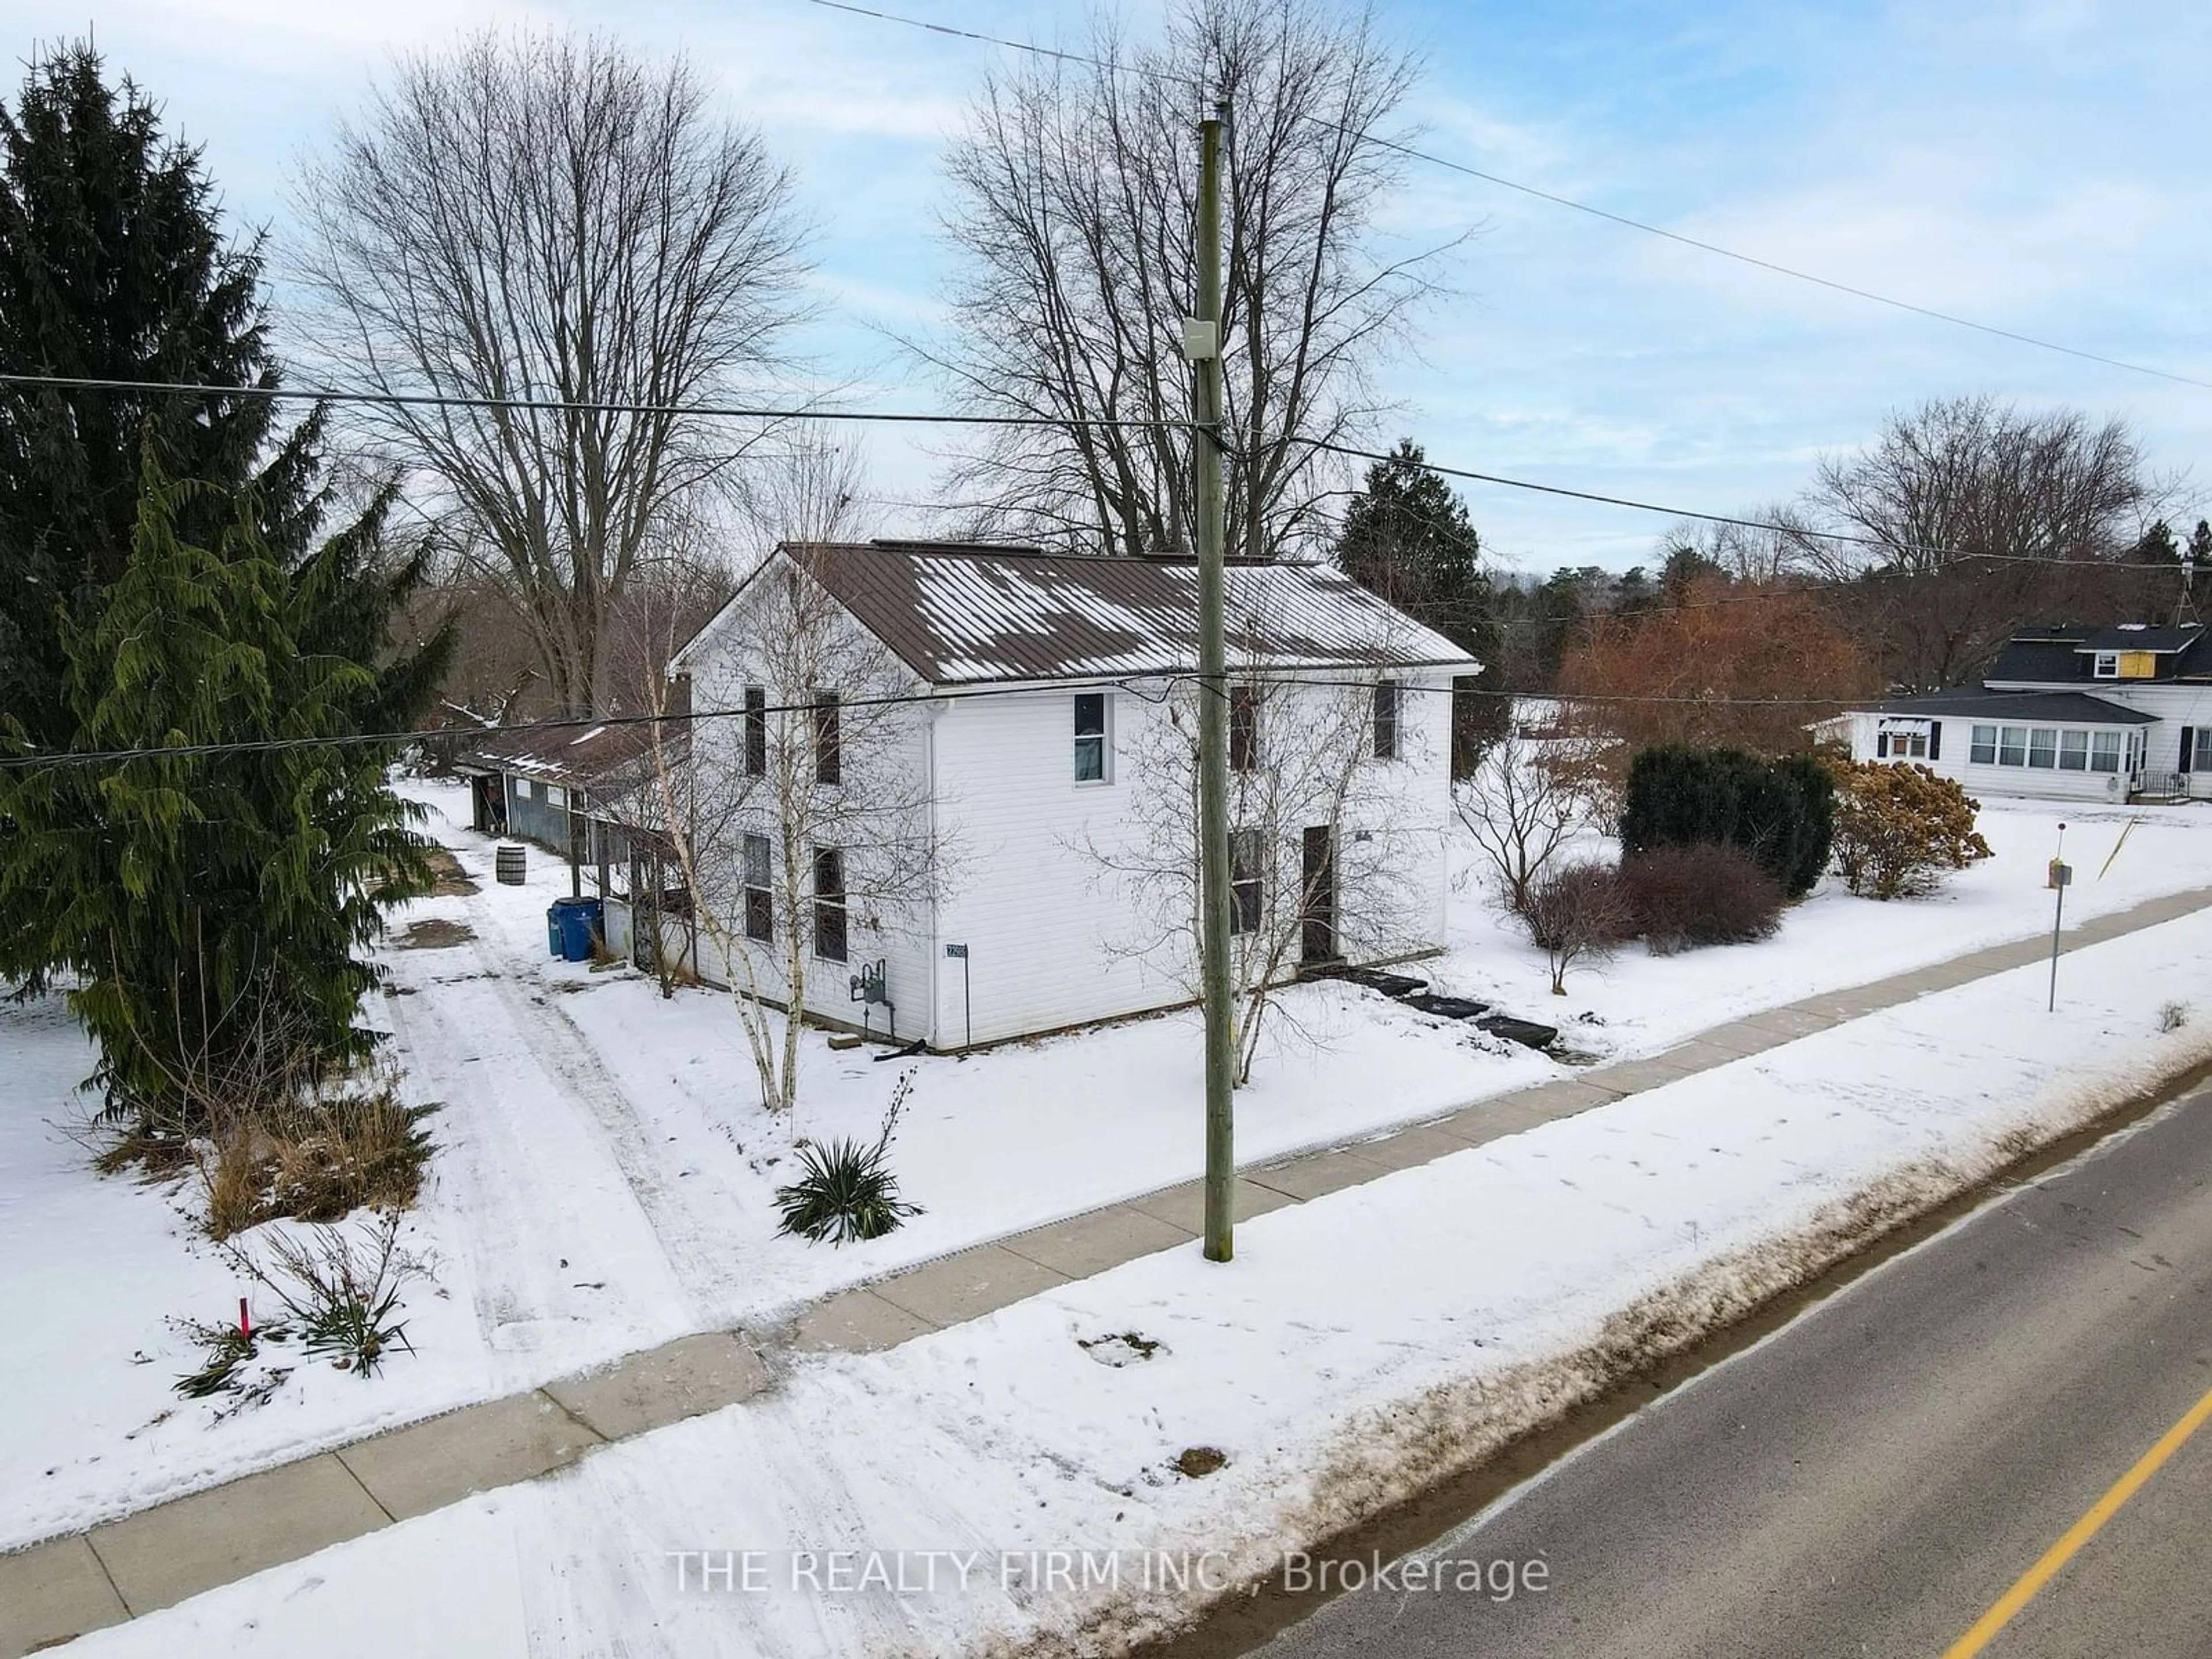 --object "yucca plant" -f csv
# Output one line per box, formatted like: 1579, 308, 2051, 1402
775, 1074, 923, 1245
